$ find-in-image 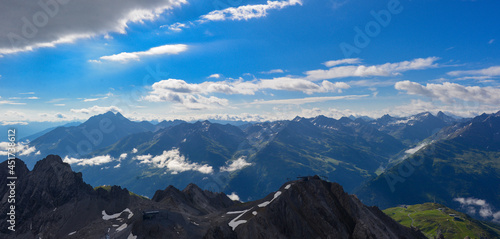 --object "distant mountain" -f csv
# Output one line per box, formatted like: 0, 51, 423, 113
20, 111, 466, 202
372, 112, 461, 145
154, 119, 186, 132
0, 156, 426, 239
356, 111, 500, 222
383, 203, 500, 239
25, 112, 155, 167
72, 120, 249, 197
20, 121, 81, 142
223, 116, 406, 201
